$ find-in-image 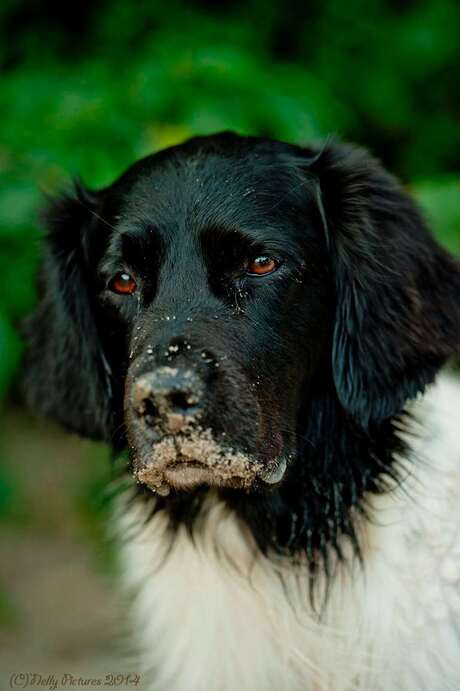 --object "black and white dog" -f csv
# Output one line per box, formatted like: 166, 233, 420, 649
24, 133, 460, 690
